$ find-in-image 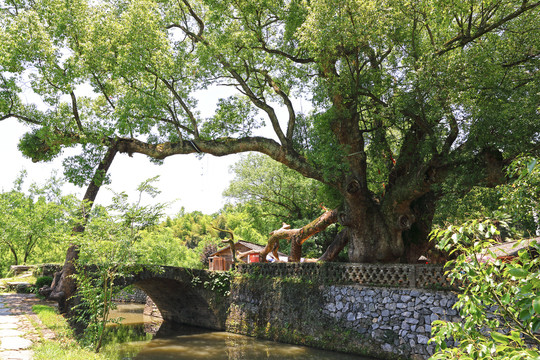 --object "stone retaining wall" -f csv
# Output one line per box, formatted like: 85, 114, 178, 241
226, 264, 461, 360
321, 285, 459, 359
